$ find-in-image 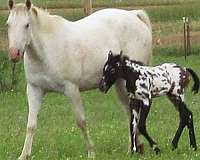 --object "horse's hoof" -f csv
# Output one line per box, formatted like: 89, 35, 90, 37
88, 151, 95, 159
18, 155, 27, 160
137, 143, 144, 154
